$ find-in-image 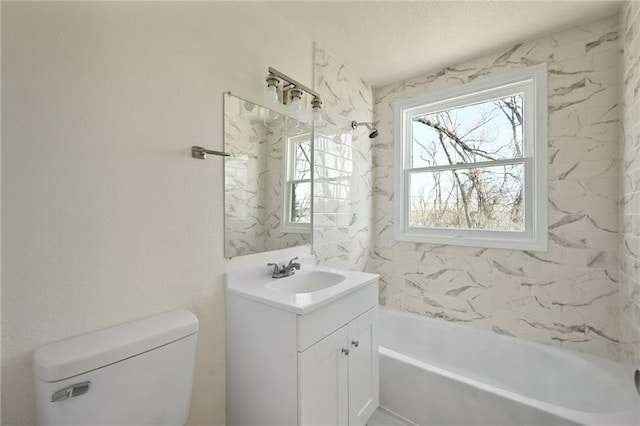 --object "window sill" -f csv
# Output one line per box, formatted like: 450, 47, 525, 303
394, 231, 548, 252
281, 224, 311, 234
